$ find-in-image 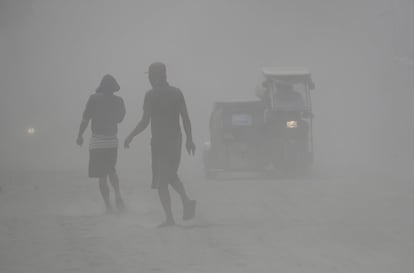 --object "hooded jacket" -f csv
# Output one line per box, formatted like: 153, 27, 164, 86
83, 74, 125, 136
